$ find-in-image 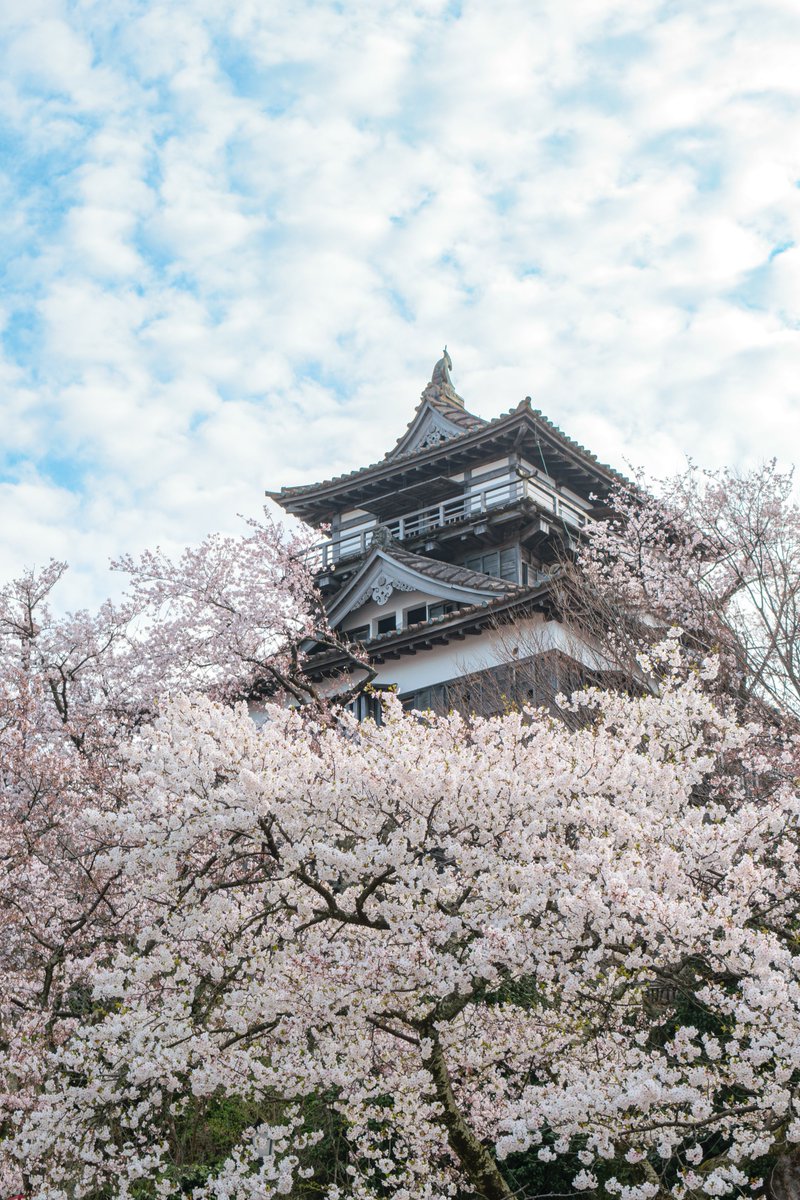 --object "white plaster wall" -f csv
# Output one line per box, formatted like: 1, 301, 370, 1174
310, 611, 610, 704
471, 457, 511, 476
518, 459, 591, 510
519, 458, 555, 487
371, 615, 606, 695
